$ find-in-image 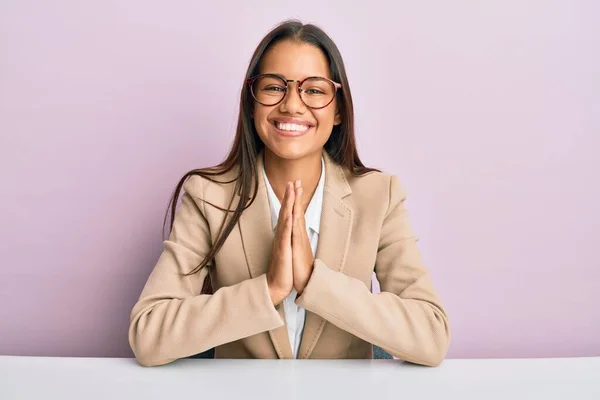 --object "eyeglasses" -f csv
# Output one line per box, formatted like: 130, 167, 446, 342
247, 74, 342, 110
